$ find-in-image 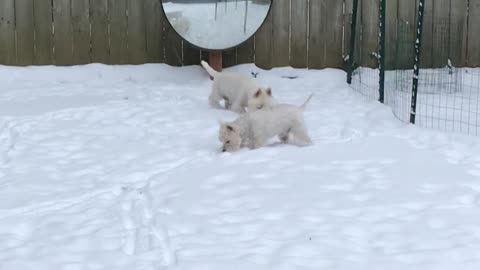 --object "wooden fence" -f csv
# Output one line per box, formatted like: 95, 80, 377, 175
0, 0, 479, 68
385, 0, 480, 69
